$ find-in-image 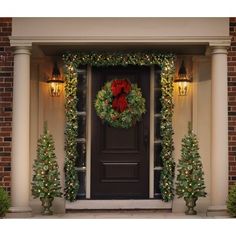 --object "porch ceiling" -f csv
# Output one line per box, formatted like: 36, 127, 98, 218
37, 44, 207, 57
